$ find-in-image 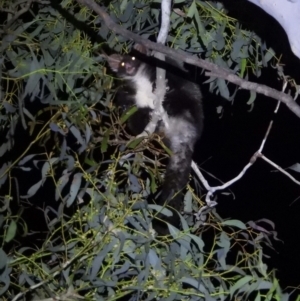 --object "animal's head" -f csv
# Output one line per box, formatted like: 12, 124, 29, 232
108, 54, 141, 77
107, 44, 149, 77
